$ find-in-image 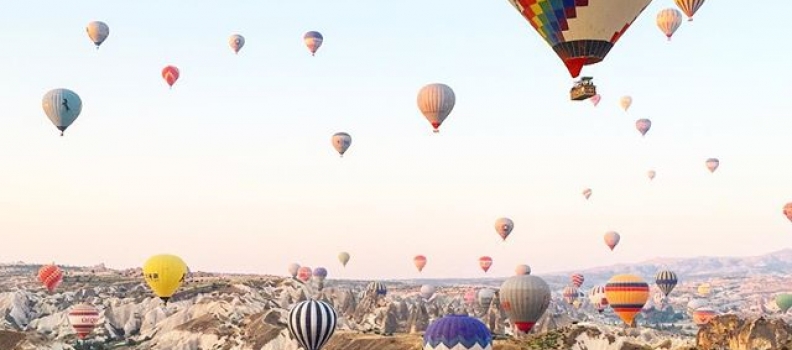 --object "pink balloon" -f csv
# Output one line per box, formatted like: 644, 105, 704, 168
590, 94, 601, 106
